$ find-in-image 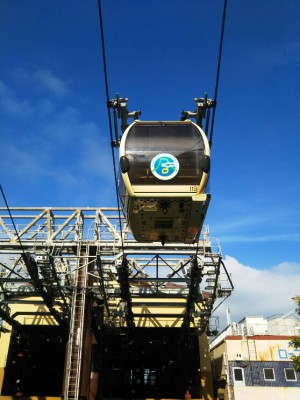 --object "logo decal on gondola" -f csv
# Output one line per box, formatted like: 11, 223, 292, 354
150, 153, 179, 180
